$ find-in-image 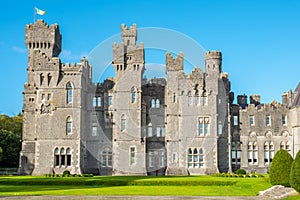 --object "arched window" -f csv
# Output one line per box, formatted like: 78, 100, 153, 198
187, 148, 204, 168
248, 141, 258, 165
40, 73, 44, 86
47, 73, 52, 86
148, 123, 152, 137
151, 99, 155, 108
66, 82, 73, 104
155, 99, 160, 108
264, 141, 274, 164
121, 114, 126, 132
188, 148, 193, 168
60, 148, 65, 165
131, 87, 136, 103
199, 148, 204, 167
280, 141, 291, 152
66, 117, 72, 135
66, 148, 71, 166
54, 148, 59, 166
